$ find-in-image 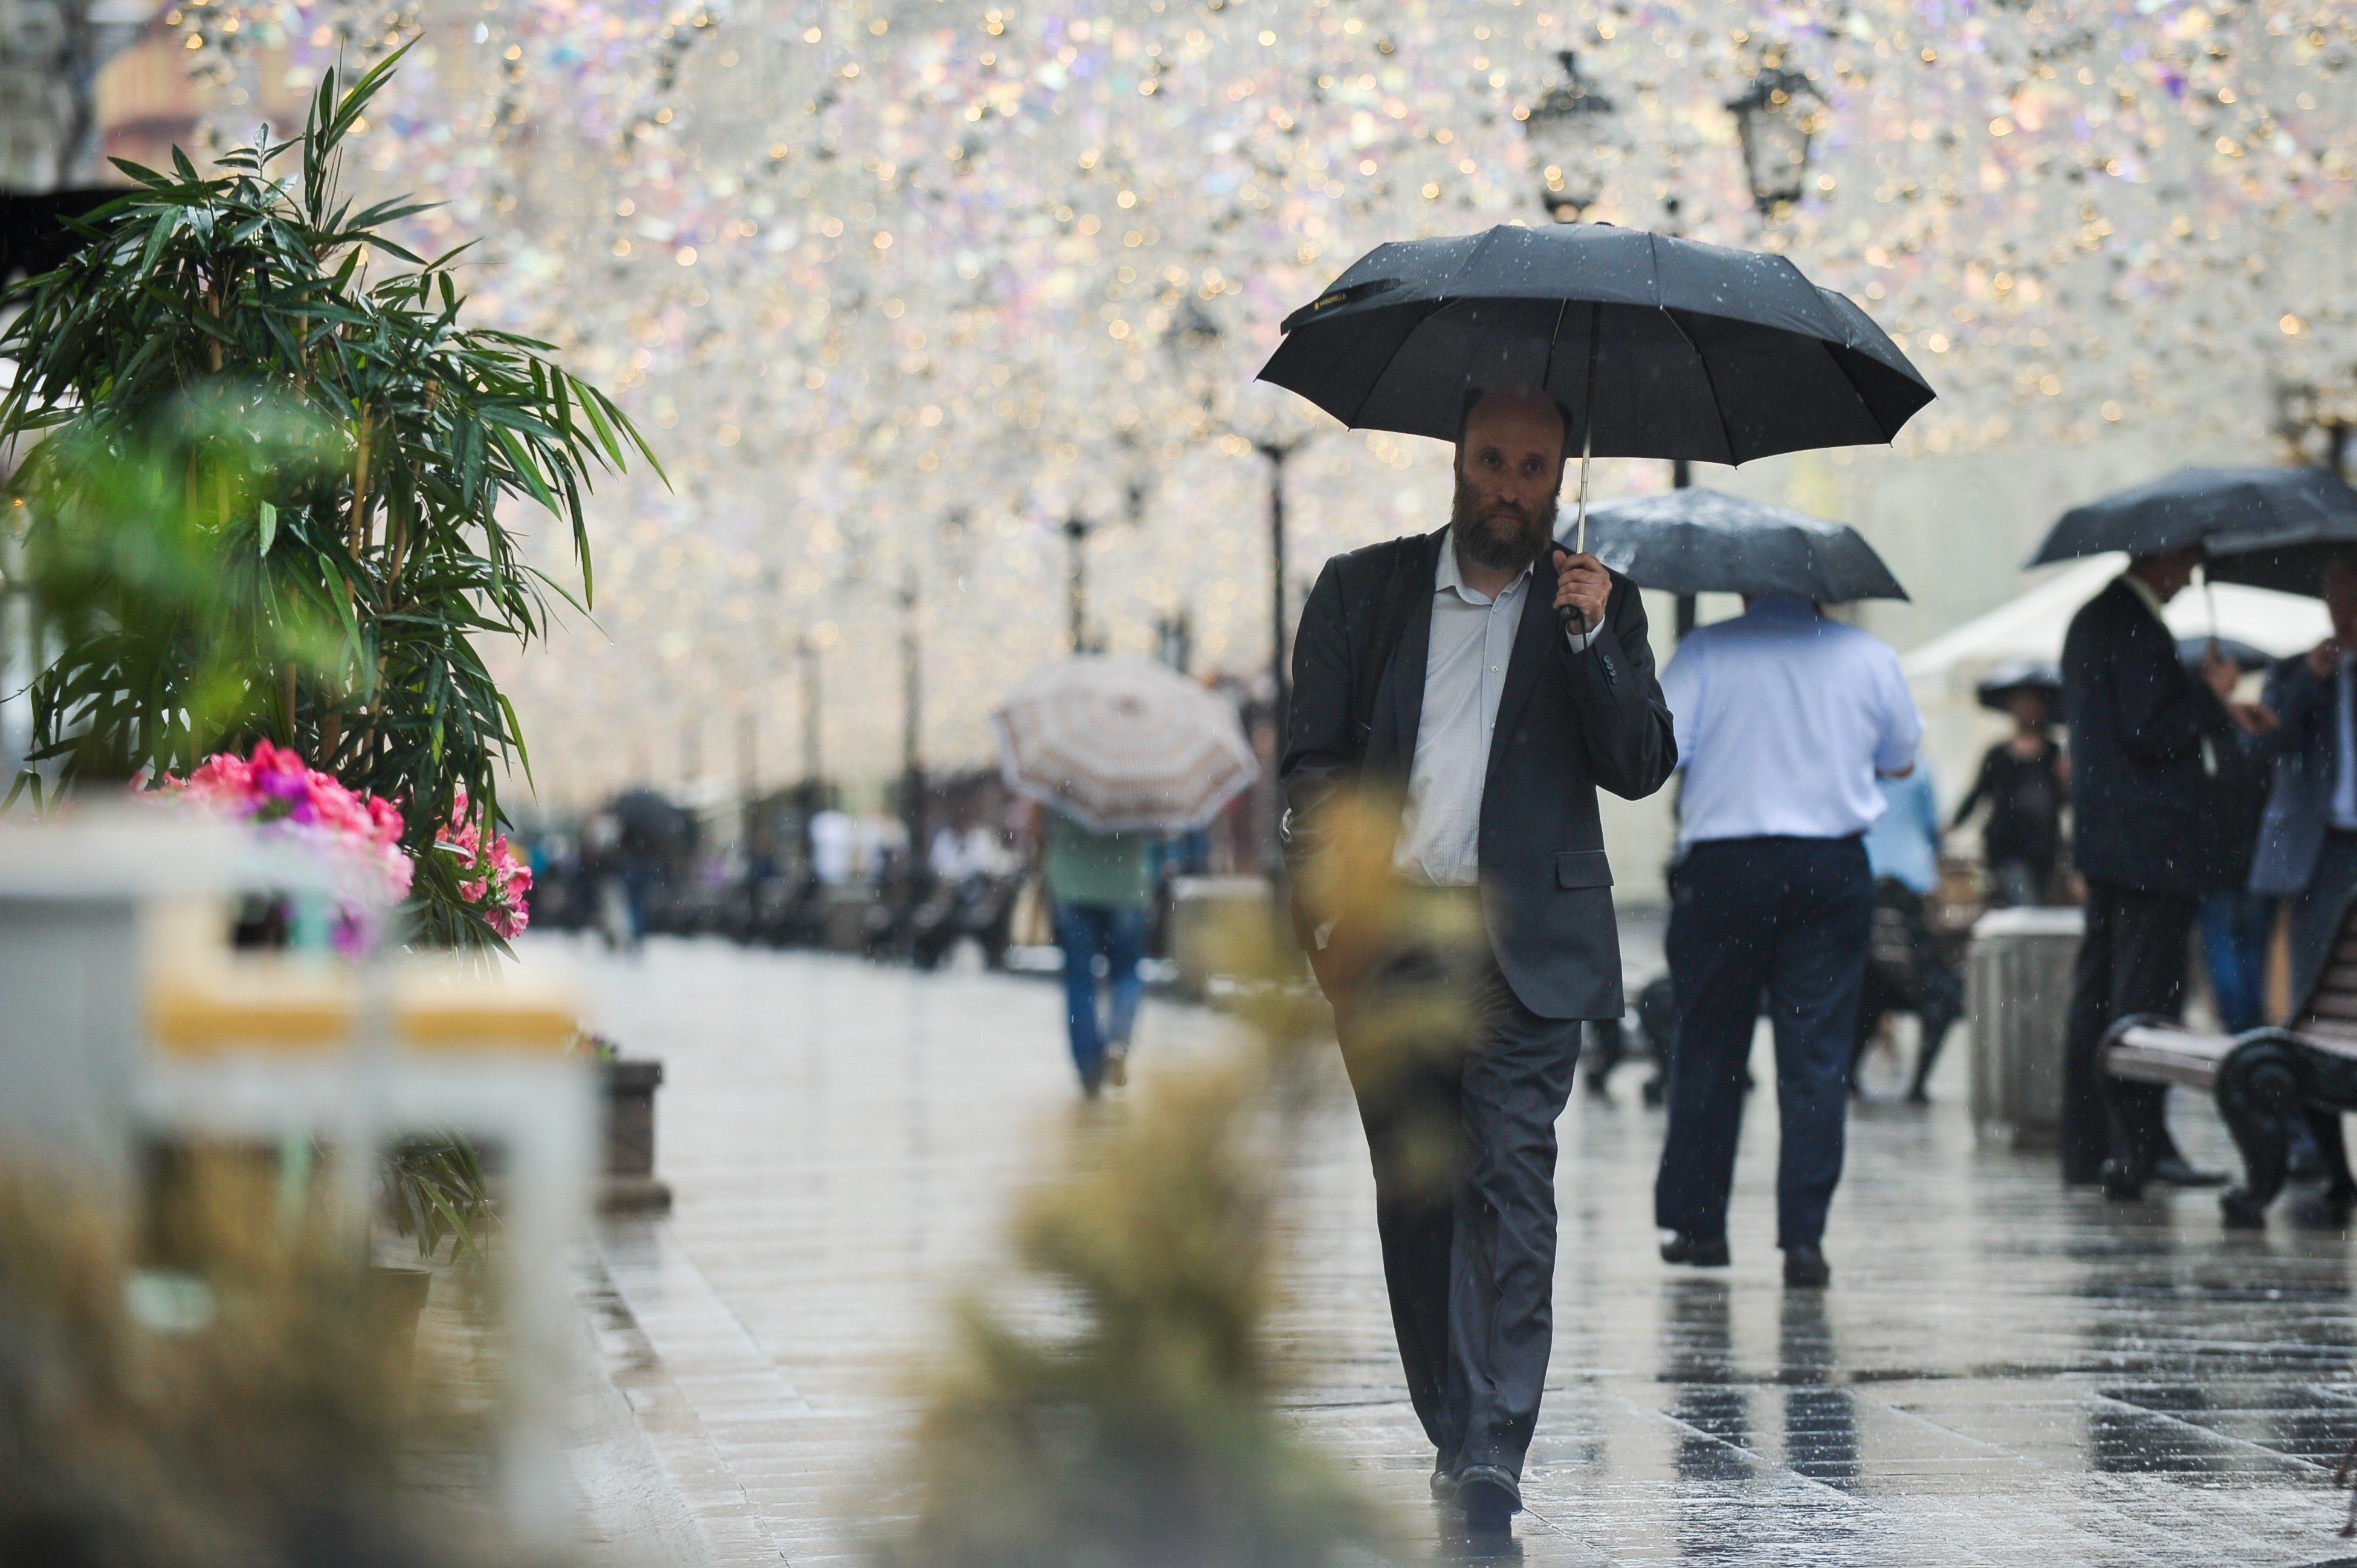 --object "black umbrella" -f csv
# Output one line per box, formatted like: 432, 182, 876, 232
1566, 488, 1908, 603
1259, 223, 1934, 553
1974, 660, 2061, 715
2176, 636, 2271, 674
2200, 537, 2357, 597
2027, 465, 2357, 567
